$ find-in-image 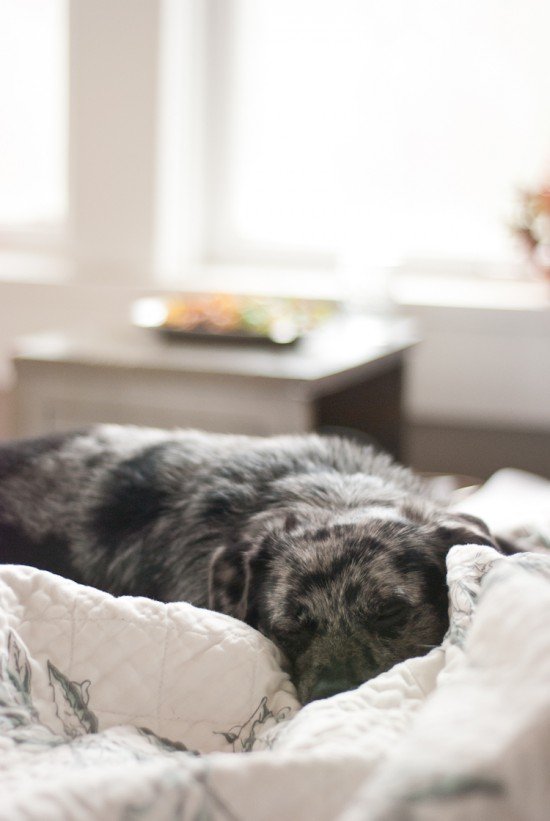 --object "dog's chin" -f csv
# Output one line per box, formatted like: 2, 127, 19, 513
295, 643, 441, 704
